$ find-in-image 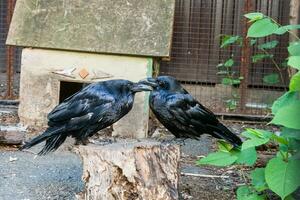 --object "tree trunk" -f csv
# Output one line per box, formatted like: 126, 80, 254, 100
75, 139, 180, 200
289, 0, 300, 76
